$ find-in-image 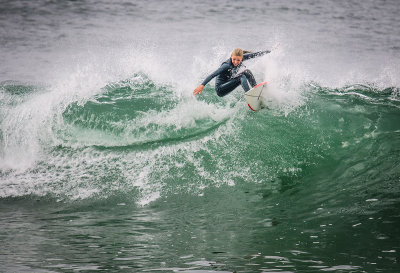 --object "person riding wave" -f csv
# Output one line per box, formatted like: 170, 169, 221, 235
193, 47, 274, 97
